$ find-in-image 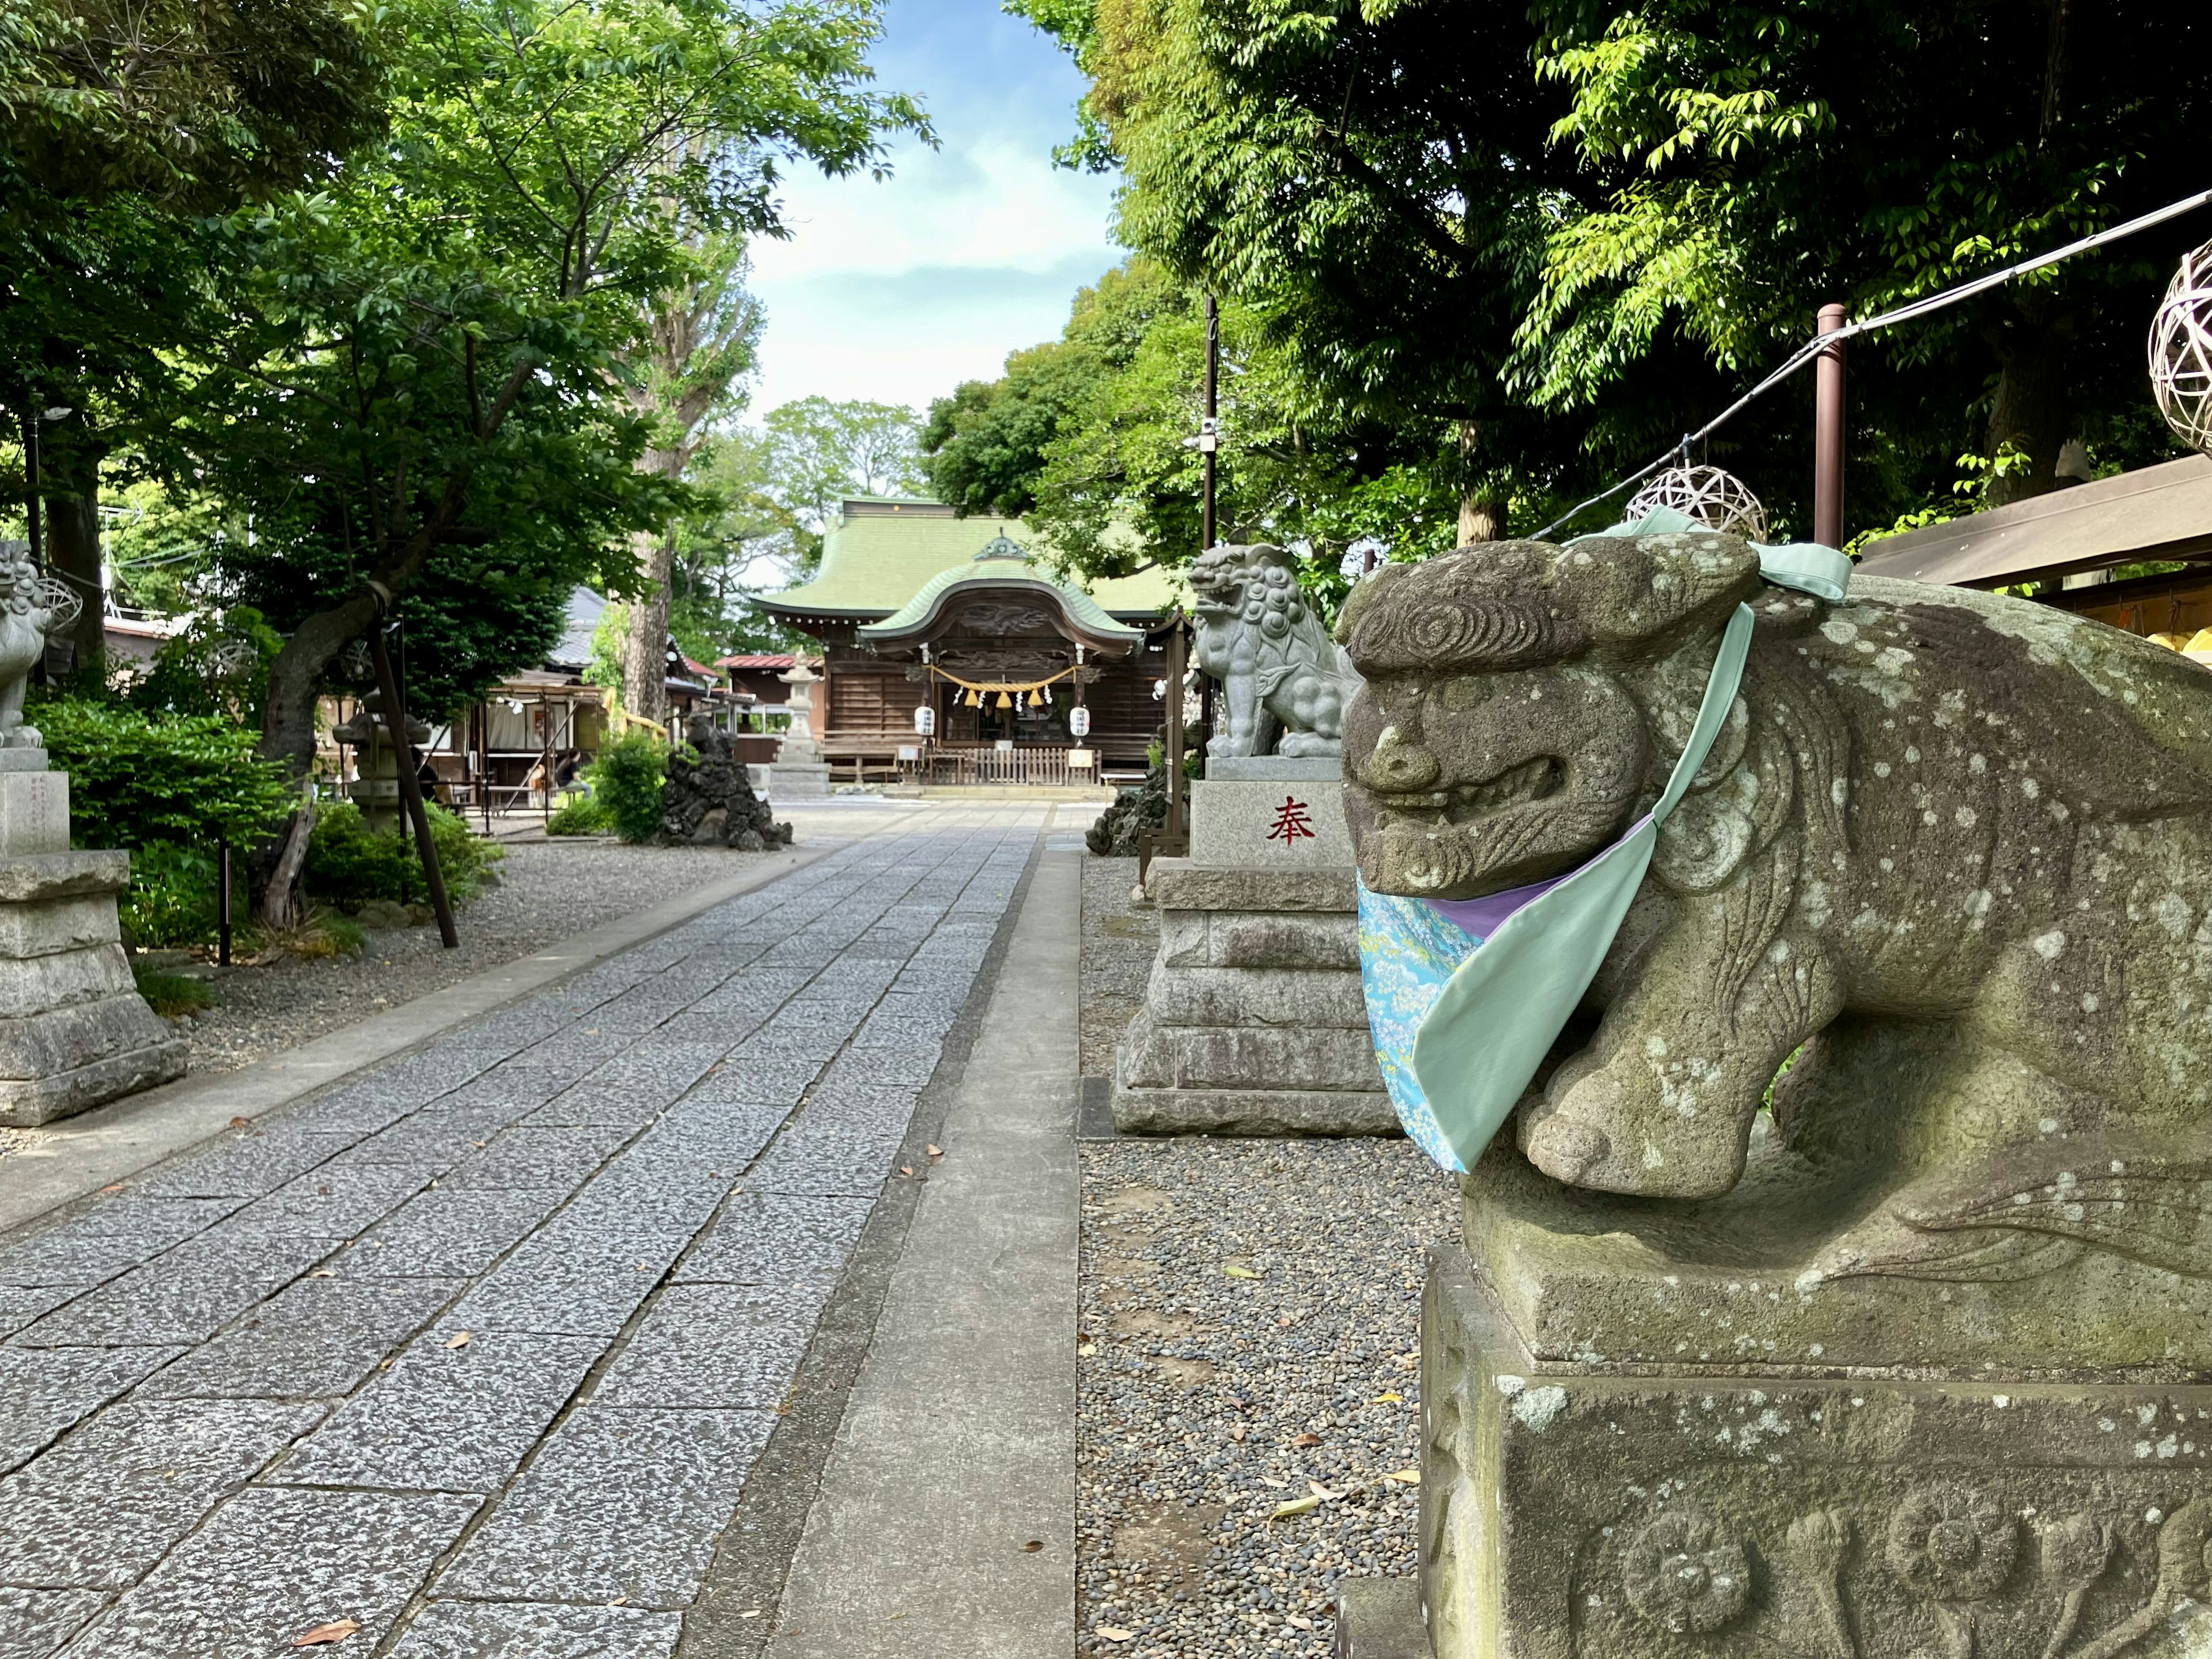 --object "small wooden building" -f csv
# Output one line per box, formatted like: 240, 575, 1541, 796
1855, 454, 2212, 636
752, 499, 1181, 781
